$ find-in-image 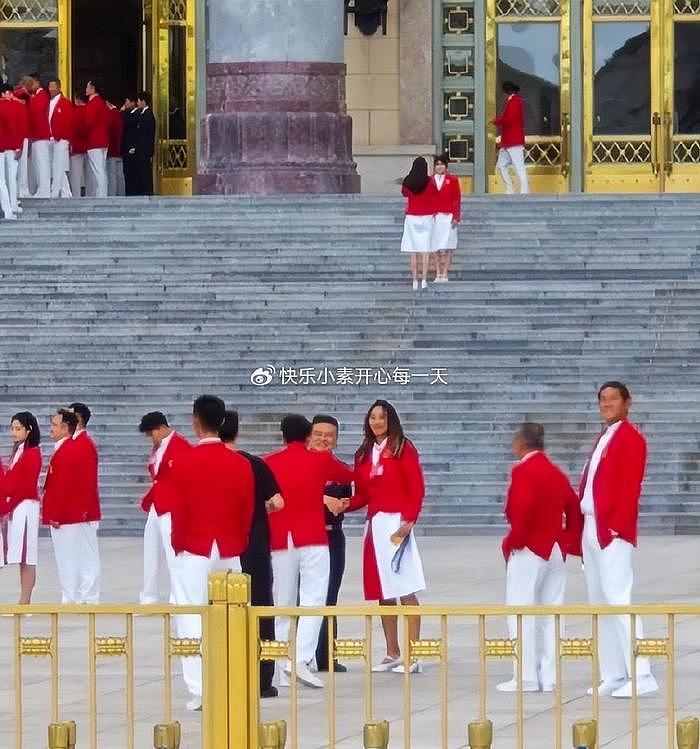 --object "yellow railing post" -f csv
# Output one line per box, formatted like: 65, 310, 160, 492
468, 719, 493, 749
48, 723, 69, 749
226, 573, 252, 749
259, 723, 280, 749
274, 720, 287, 748
677, 717, 700, 749
573, 718, 597, 749
363, 721, 390, 749
65, 720, 76, 749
